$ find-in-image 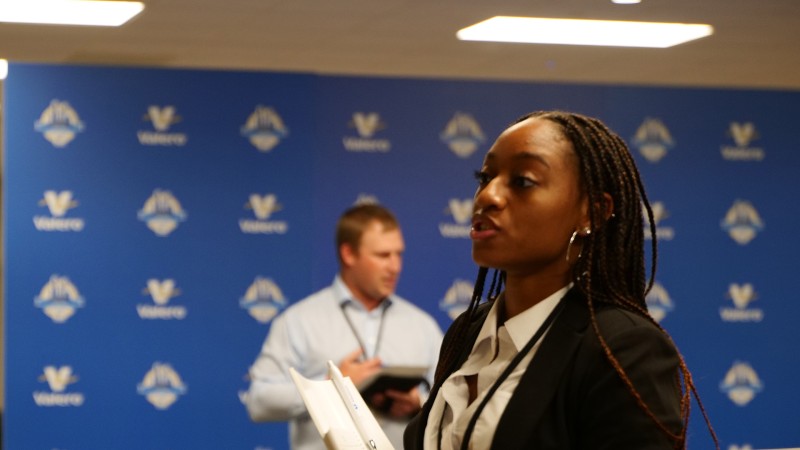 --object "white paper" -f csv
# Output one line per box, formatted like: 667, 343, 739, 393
289, 362, 395, 450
